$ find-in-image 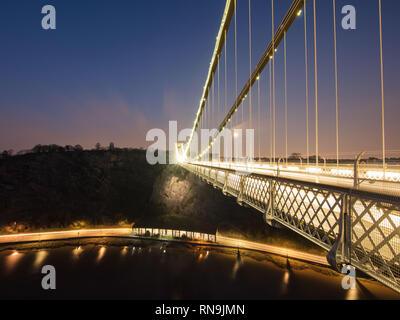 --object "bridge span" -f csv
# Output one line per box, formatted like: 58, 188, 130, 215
180, 161, 400, 293
177, 0, 400, 293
